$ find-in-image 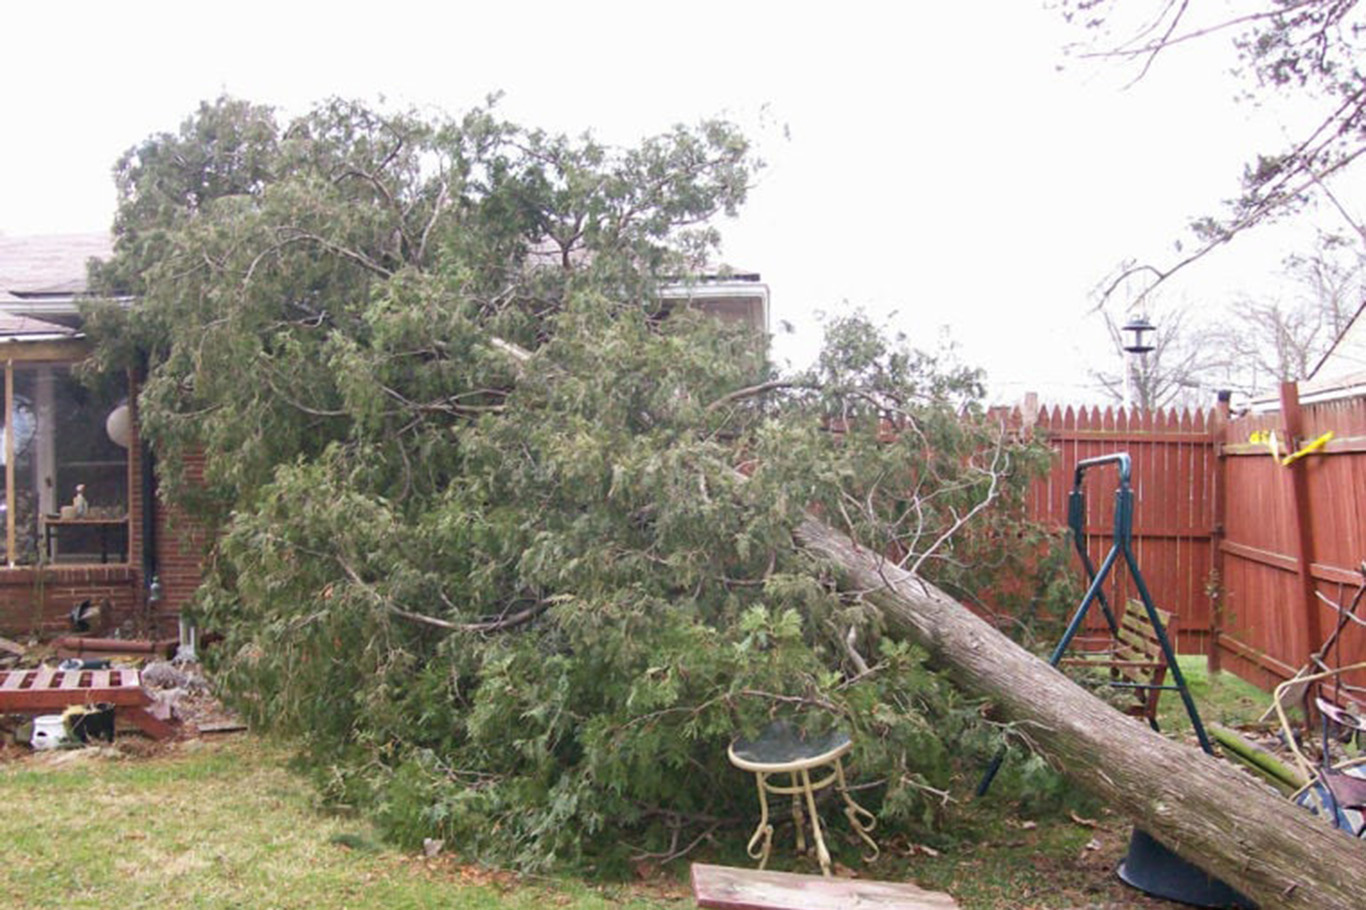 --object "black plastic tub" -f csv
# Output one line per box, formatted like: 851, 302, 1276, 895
68, 703, 116, 743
